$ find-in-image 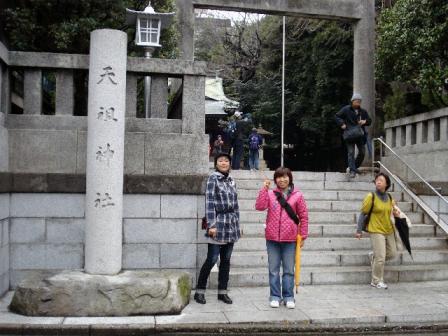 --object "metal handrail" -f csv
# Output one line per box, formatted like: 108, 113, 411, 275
372, 137, 448, 233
